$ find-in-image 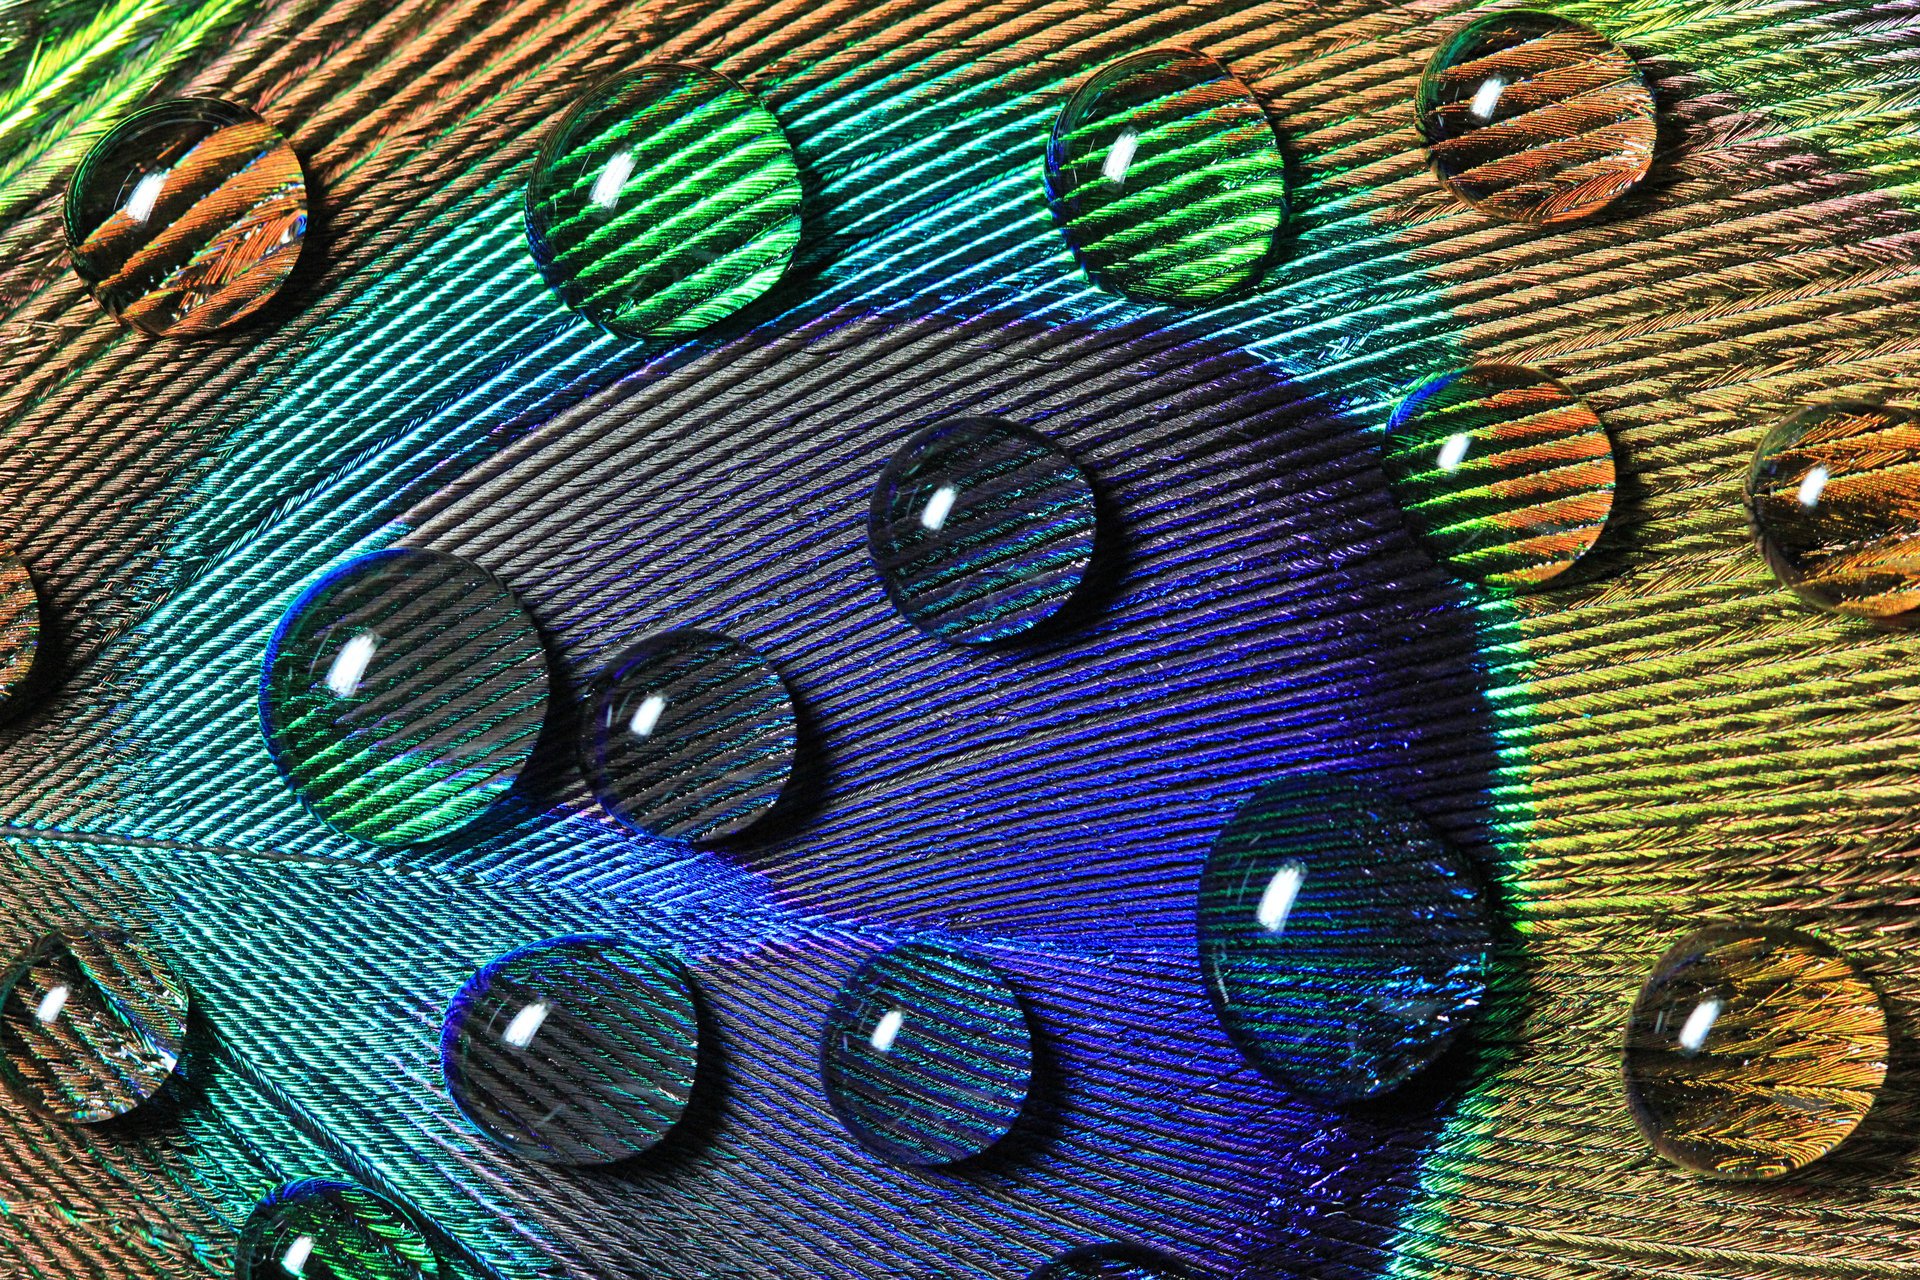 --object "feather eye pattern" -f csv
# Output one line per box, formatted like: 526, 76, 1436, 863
0, 1, 1917, 1280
